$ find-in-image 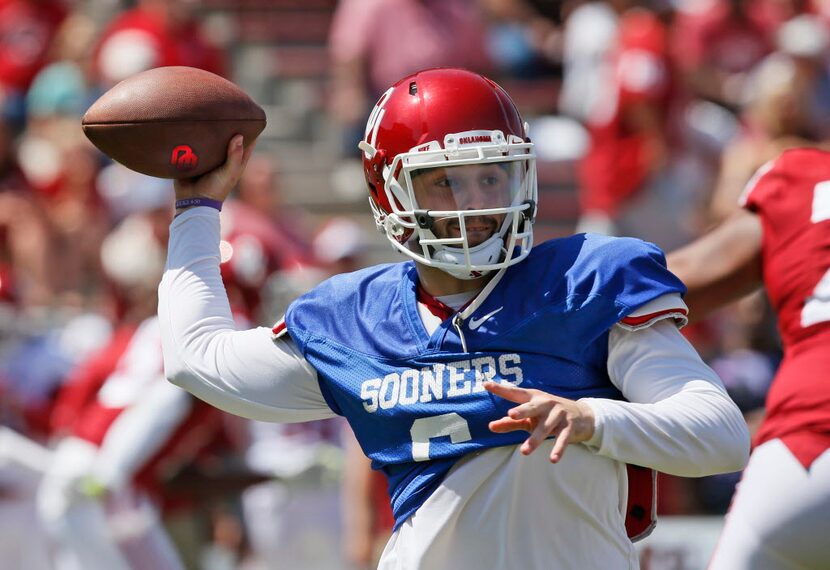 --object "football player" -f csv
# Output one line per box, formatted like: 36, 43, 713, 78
668, 148, 830, 569
37, 207, 229, 570
159, 68, 749, 569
